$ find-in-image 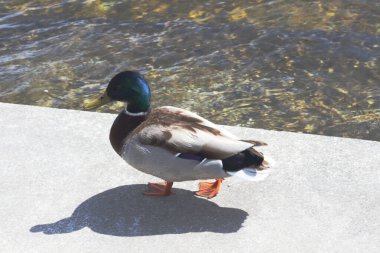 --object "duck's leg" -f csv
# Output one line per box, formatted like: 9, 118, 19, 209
195, 178, 223, 199
143, 182, 173, 196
